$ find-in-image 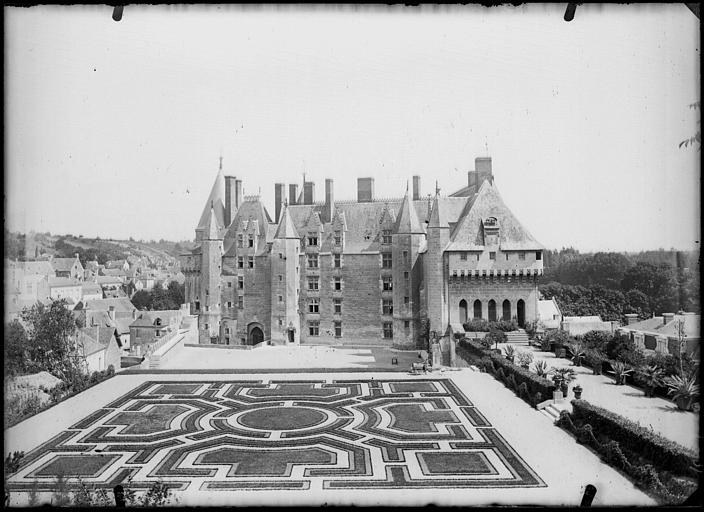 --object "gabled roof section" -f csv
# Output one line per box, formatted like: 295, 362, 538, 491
275, 205, 300, 239
394, 191, 424, 234
52, 257, 80, 272
446, 180, 544, 251
204, 207, 223, 240
427, 195, 468, 229
196, 168, 227, 232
